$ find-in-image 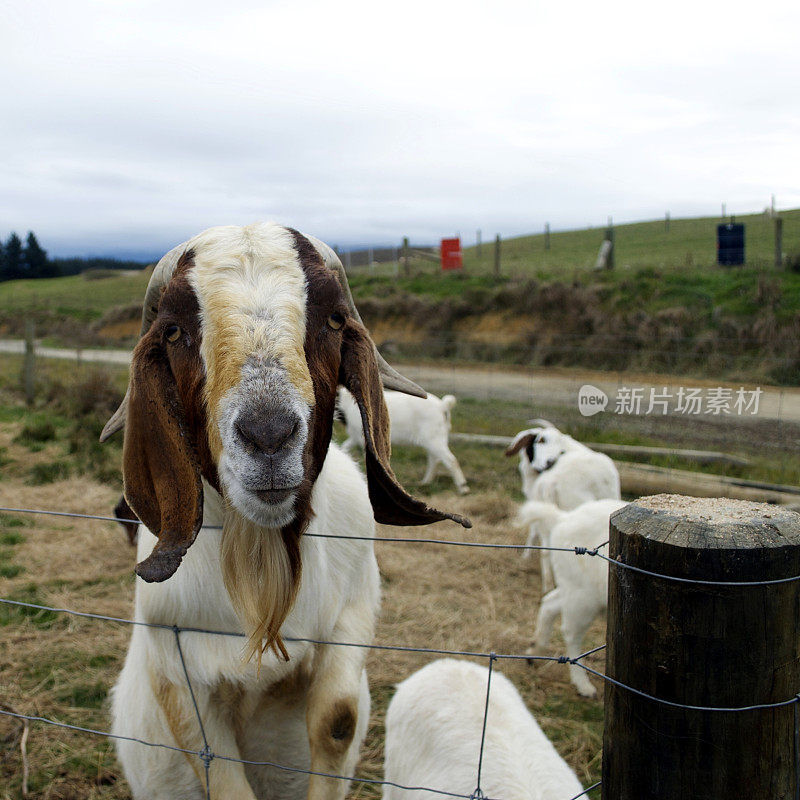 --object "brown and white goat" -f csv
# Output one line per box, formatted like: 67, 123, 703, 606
102, 223, 469, 800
